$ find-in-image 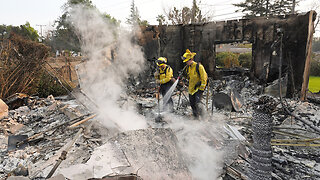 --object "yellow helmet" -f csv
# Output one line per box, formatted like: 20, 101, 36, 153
156, 57, 167, 66
181, 49, 196, 62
